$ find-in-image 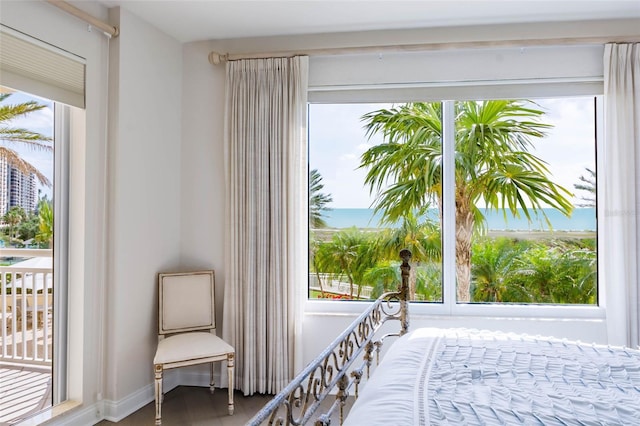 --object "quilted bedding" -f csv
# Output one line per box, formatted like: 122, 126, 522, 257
343, 328, 640, 425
